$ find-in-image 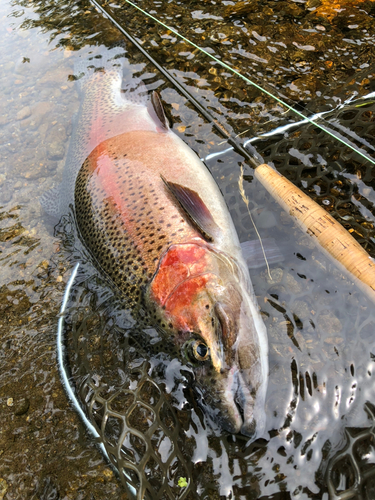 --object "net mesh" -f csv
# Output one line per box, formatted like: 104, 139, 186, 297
254, 98, 375, 256
58, 97, 375, 499
326, 403, 375, 500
